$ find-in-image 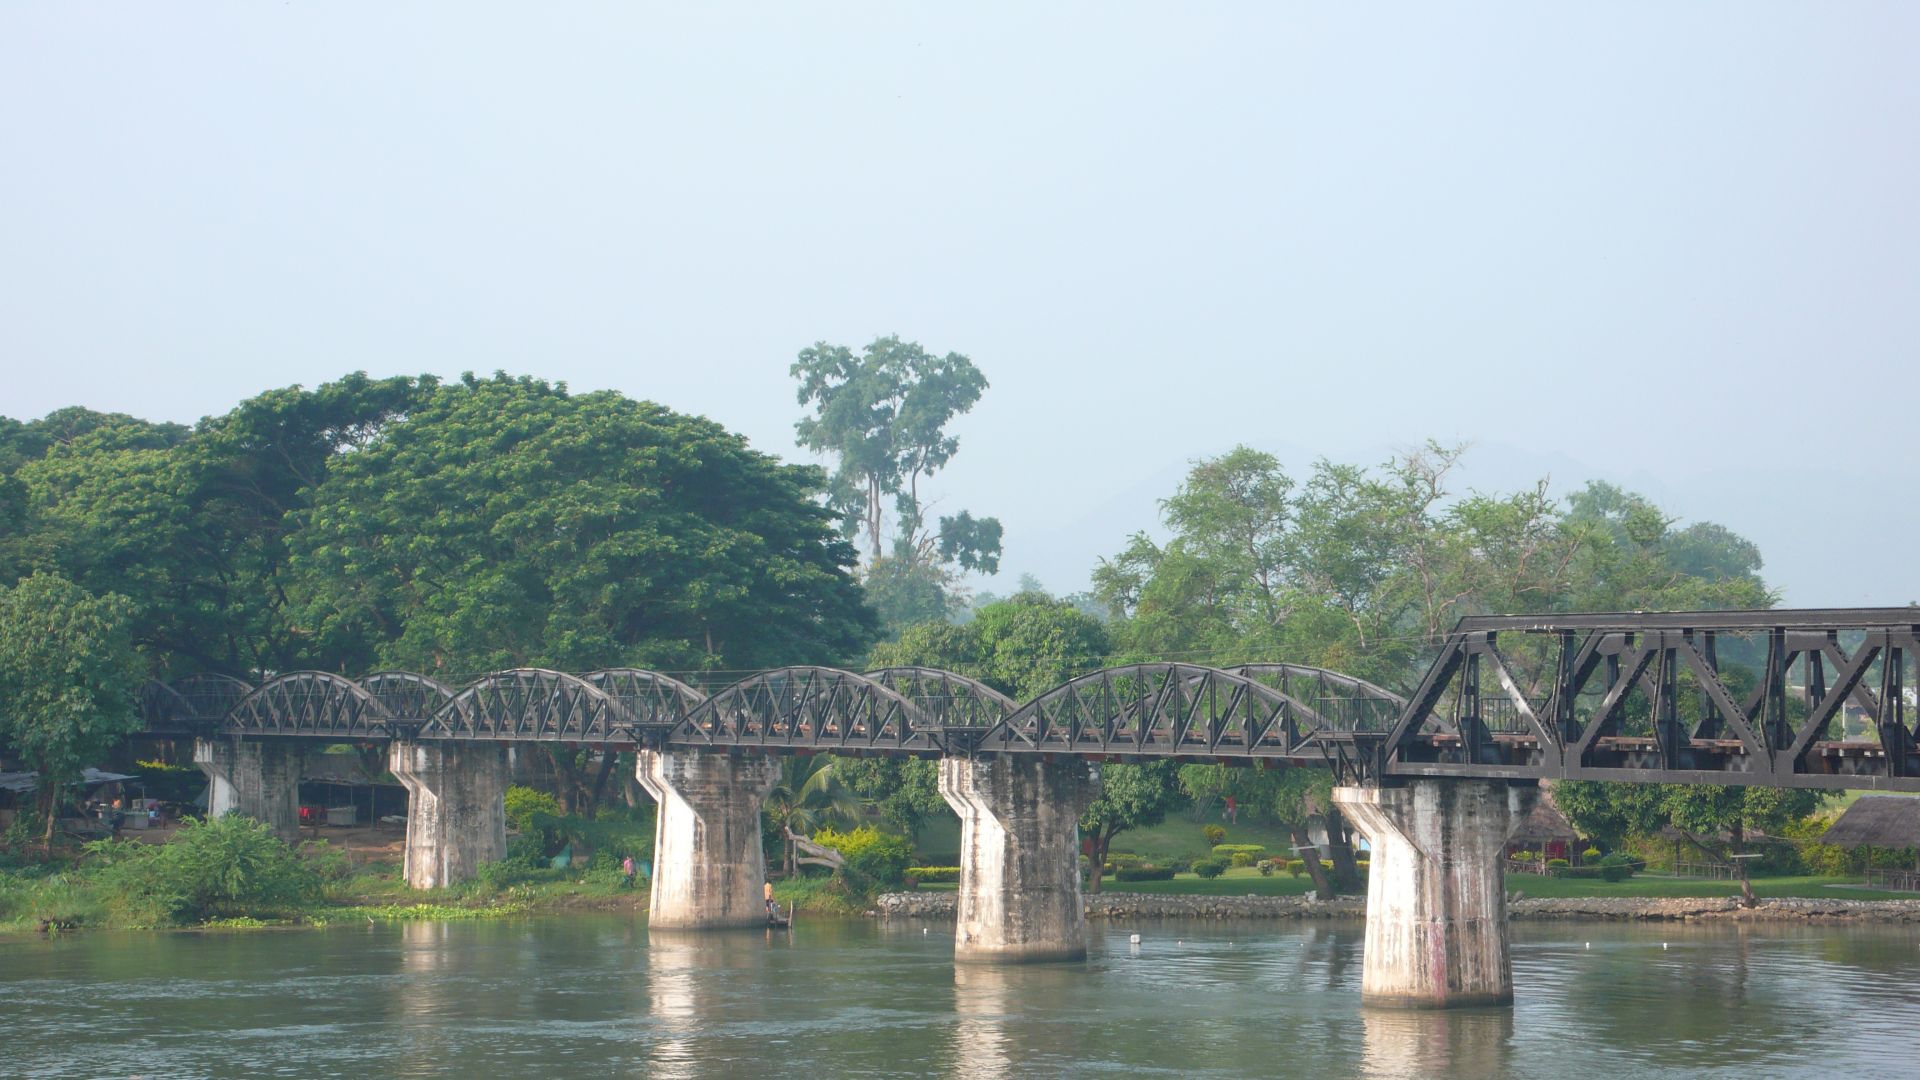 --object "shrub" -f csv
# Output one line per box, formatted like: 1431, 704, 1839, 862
1116, 865, 1176, 882
1257, 859, 1275, 877
1582, 847, 1602, 861
1164, 856, 1193, 873
1202, 824, 1227, 846
476, 859, 567, 890
1229, 852, 1255, 868
1193, 858, 1228, 879
1105, 852, 1145, 868
1546, 857, 1572, 879
1211, 844, 1267, 859
1286, 859, 1305, 878
906, 866, 960, 884
1597, 852, 1636, 883
504, 786, 563, 834
814, 825, 913, 893
87, 814, 321, 926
